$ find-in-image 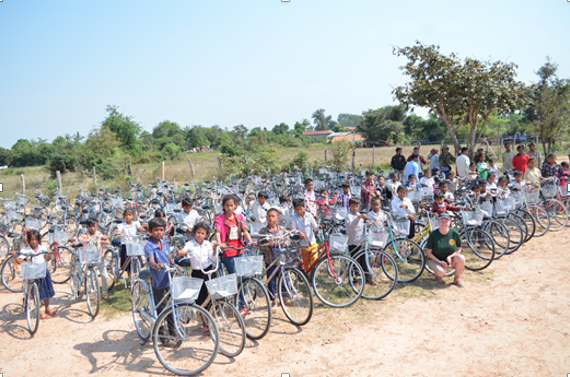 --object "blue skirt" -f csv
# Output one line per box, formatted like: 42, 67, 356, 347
37, 269, 55, 301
